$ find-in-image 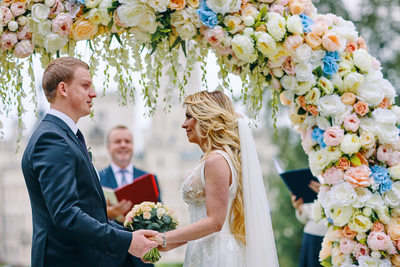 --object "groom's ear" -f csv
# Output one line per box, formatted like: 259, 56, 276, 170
57, 82, 68, 97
